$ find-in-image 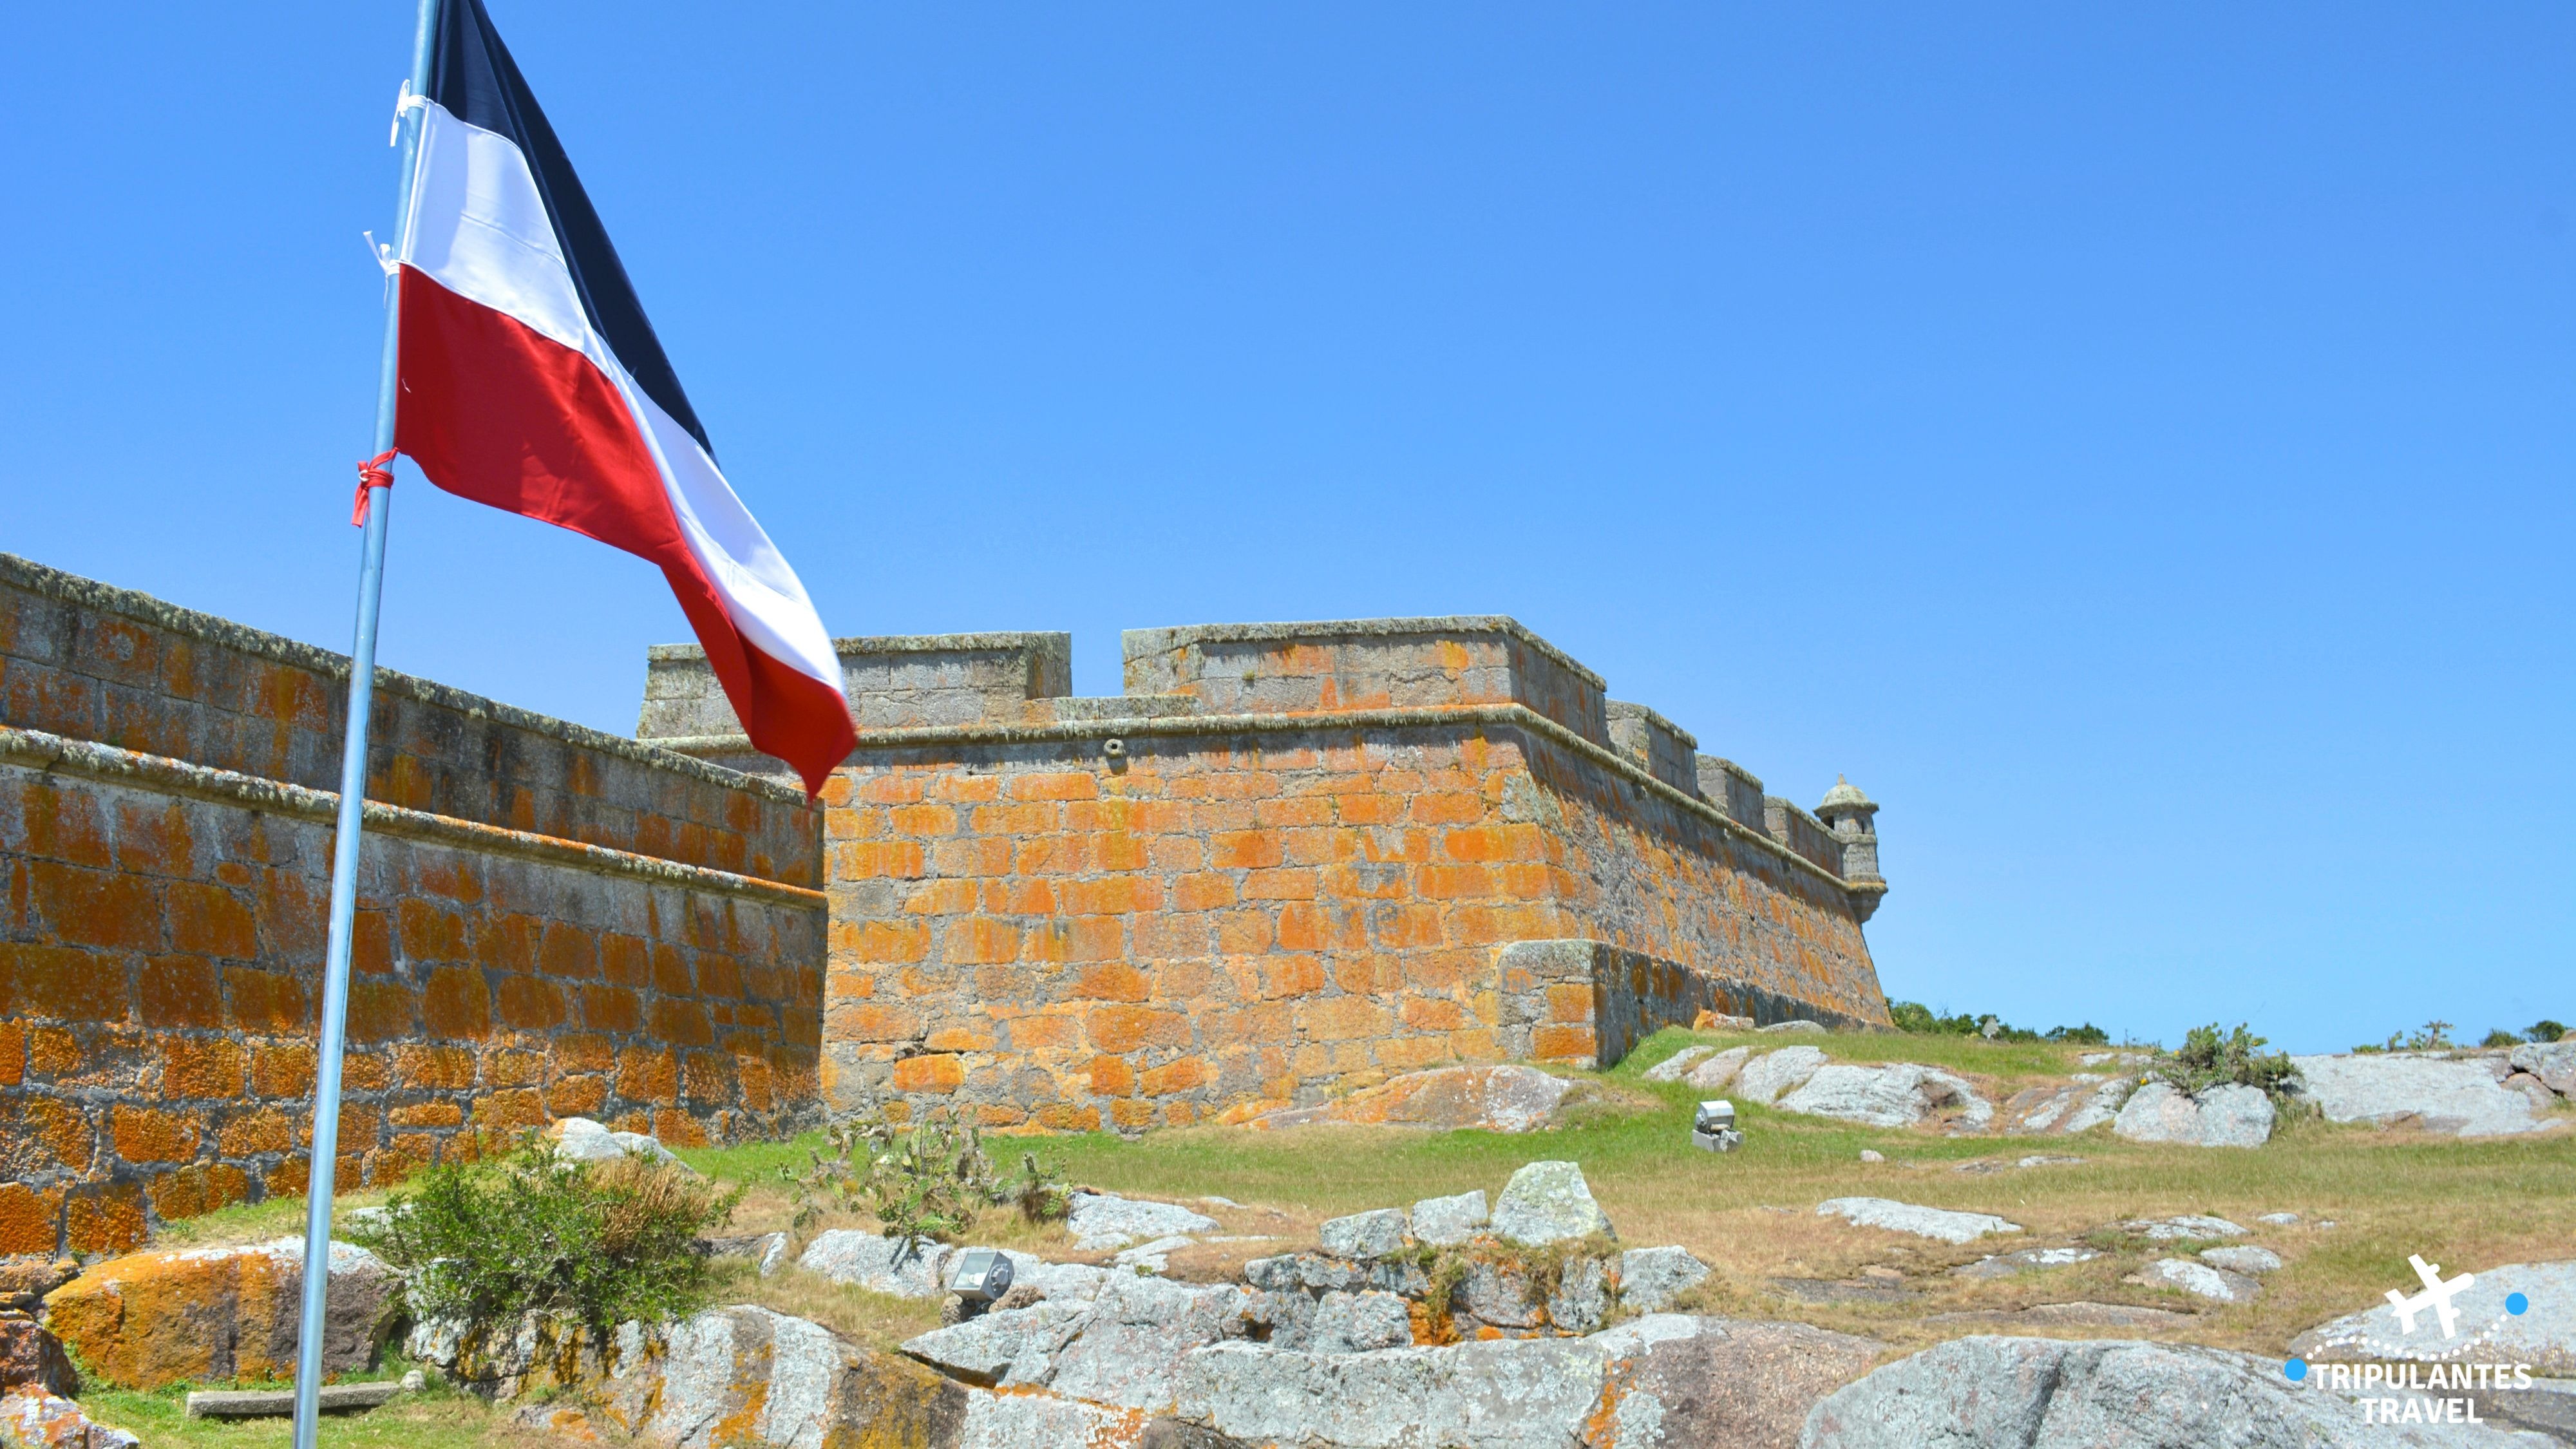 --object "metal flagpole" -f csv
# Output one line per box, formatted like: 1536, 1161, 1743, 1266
292, 3, 439, 1444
